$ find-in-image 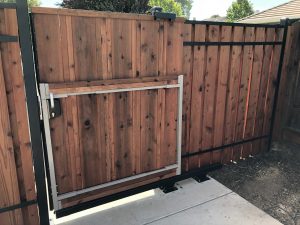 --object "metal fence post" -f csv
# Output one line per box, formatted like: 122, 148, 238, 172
268, 18, 290, 151
15, 0, 50, 224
